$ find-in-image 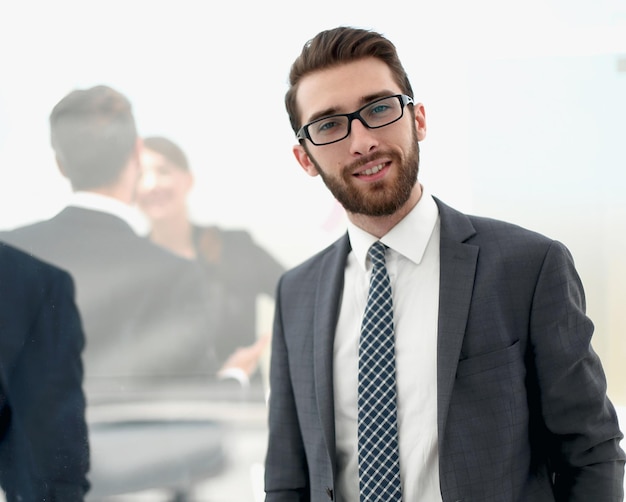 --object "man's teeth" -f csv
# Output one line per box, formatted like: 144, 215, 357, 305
360, 163, 384, 176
